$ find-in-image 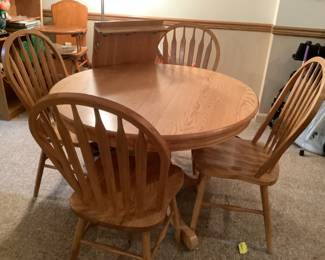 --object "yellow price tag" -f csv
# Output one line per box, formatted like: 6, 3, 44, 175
238, 242, 248, 254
